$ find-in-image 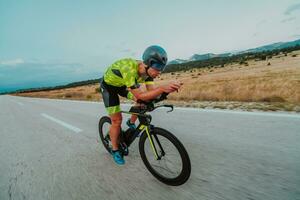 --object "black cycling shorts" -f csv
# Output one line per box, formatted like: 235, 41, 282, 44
100, 78, 132, 115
